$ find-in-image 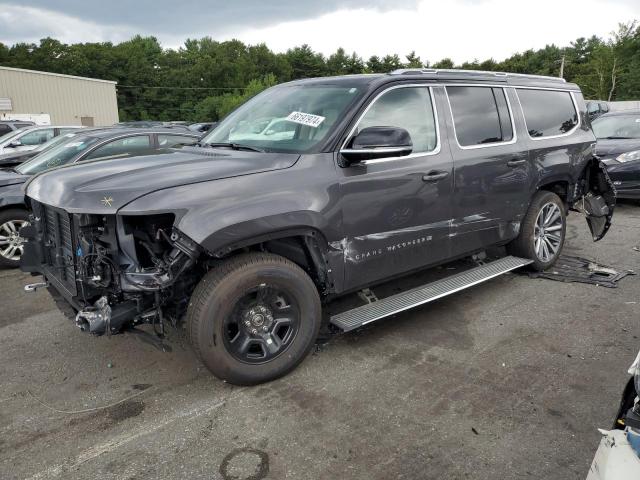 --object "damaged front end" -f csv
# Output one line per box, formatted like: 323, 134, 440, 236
21, 202, 202, 335
571, 159, 617, 241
